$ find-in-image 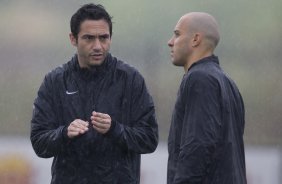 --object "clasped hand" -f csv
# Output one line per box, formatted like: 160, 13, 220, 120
67, 111, 111, 138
